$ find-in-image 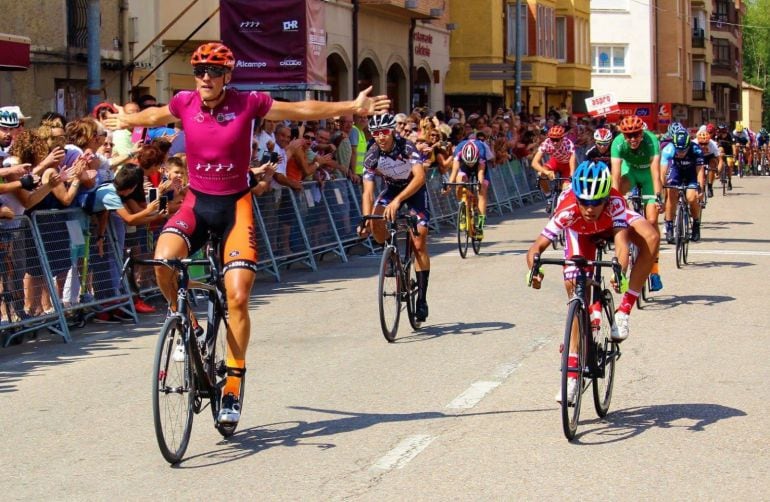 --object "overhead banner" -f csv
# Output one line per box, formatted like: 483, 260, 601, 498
220, 0, 327, 86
